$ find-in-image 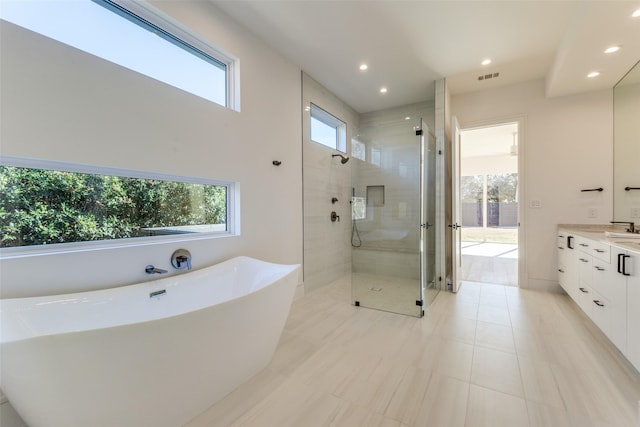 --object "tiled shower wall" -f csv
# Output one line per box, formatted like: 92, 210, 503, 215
302, 73, 359, 292
351, 102, 435, 280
